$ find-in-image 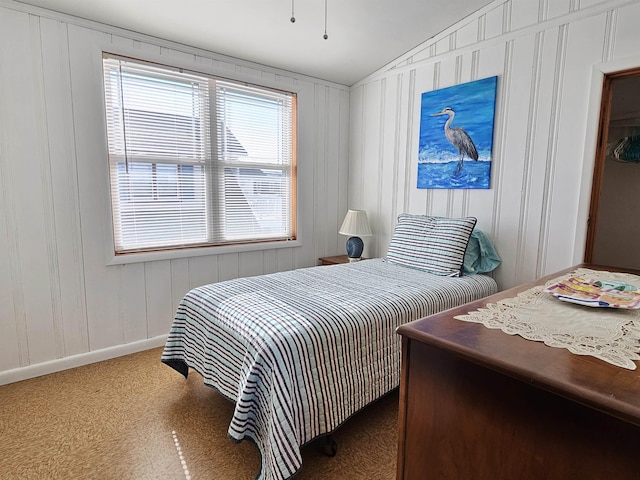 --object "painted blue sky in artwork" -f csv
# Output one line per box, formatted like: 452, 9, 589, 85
419, 76, 497, 163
